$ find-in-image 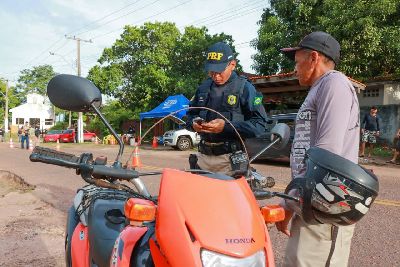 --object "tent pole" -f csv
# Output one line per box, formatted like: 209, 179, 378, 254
139, 120, 142, 144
